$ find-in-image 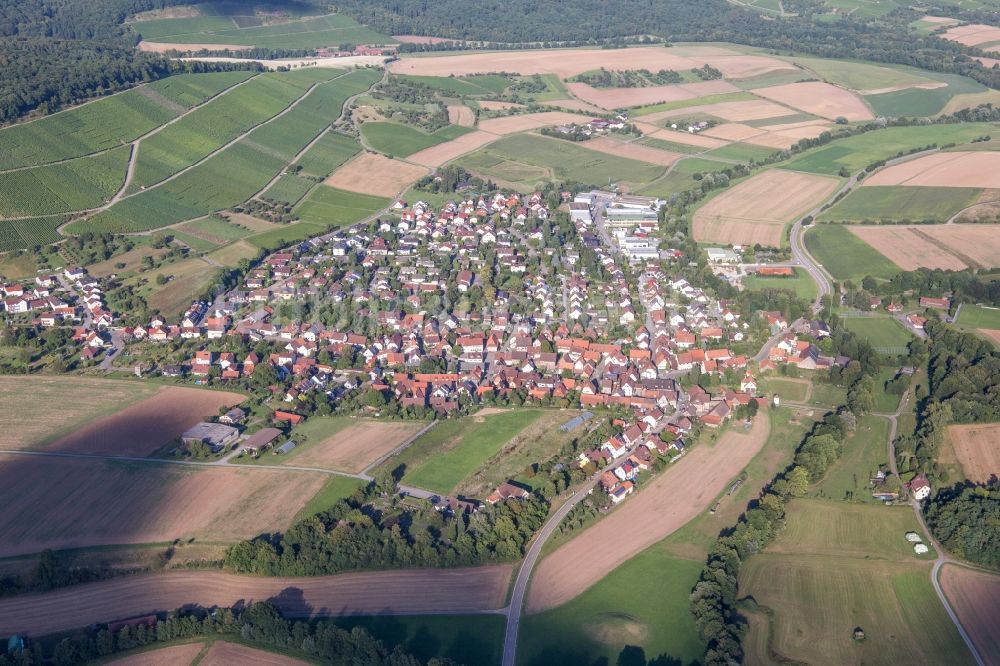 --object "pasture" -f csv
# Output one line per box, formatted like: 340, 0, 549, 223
803, 223, 900, 280
277, 416, 425, 473
361, 122, 472, 157
692, 169, 840, 247
849, 224, 1000, 271
394, 410, 544, 495
744, 267, 818, 300
820, 185, 981, 222
295, 186, 390, 227
842, 316, 914, 350
295, 476, 366, 521
944, 423, 1000, 484
638, 156, 733, 197
740, 498, 971, 666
